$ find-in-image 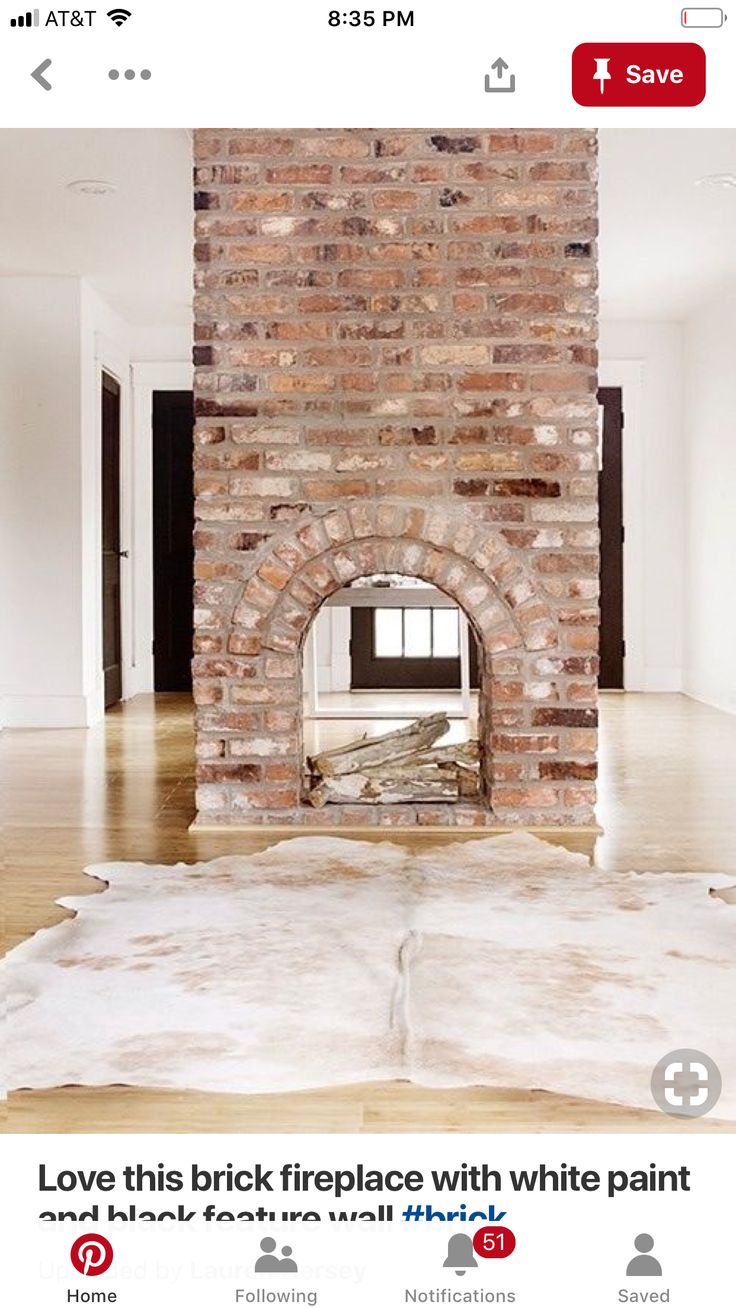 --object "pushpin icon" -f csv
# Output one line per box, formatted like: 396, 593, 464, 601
594, 56, 612, 93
